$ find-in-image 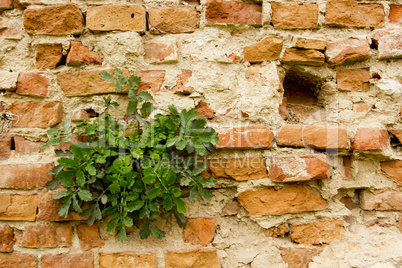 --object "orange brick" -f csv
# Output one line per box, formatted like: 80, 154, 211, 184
14, 136, 45, 155
171, 69, 193, 94
290, 219, 344, 245
0, 253, 36, 267
66, 41, 102, 66
243, 37, 283, 63
206, 157, 267, 181
165, 249, 220, 268
183, 218, 217, 246
0, 136, 12, 160
205, 0, 262, 25
0, 193, 37, 221
217, 126, 274, 149
360, 189, 402, 210
35, 43, 63, 69
325, 38, 370, 65
389, 5, 402, 23
0, 225, 14, 252
148, 6, 199, 34
0, 163, 53, 189
337, 68, 370, 92
380, 160, 402, 186
16, 72, 50, 97
351, 128, 389, 151
77, 223, 104, 250
41, 252, 93, 268
144, 42, 178, 64
99, 252, 155, 268
0, 0, 13, 10
271, 2, 318, 29
17, 224, 72, 248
